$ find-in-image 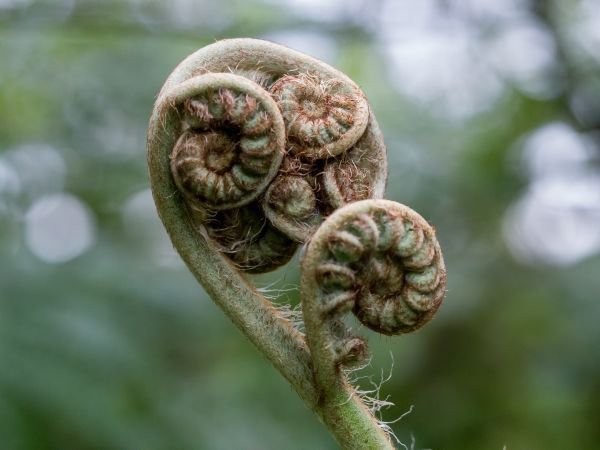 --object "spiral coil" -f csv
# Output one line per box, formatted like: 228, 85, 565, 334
169, 73, 285, 211
301, 200, 447, 372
